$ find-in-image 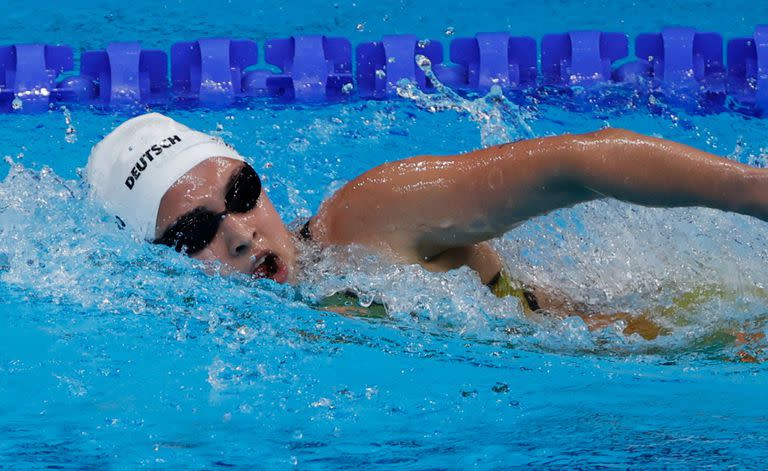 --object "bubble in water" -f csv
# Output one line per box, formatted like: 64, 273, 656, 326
11, 97, 22, 110
341, 83, 353, 94
356, 23, 365, 32
444, 26, 455, 36
375, 69, 386, 79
